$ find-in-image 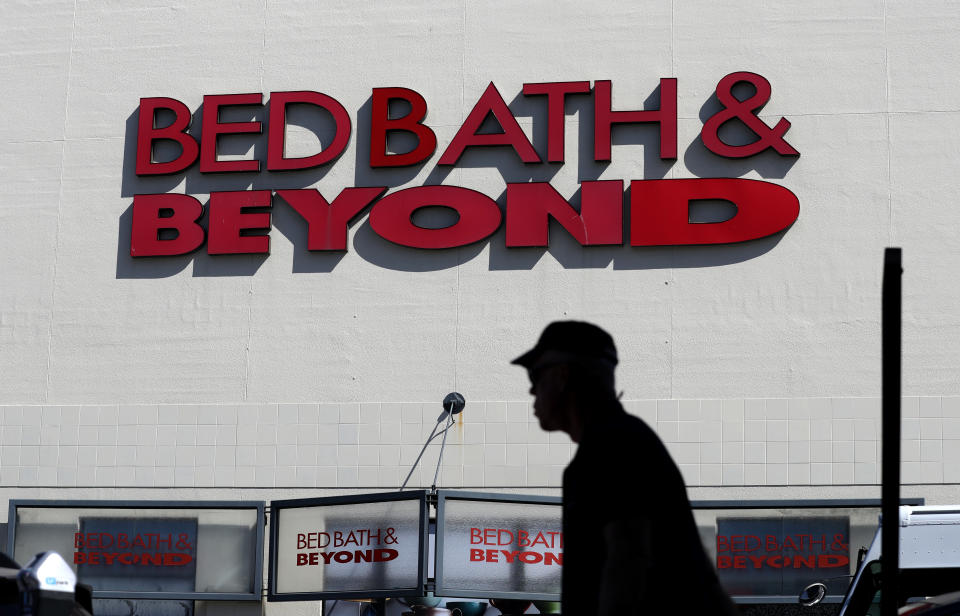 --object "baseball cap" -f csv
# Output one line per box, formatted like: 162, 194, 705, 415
511, 321, 618, 368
